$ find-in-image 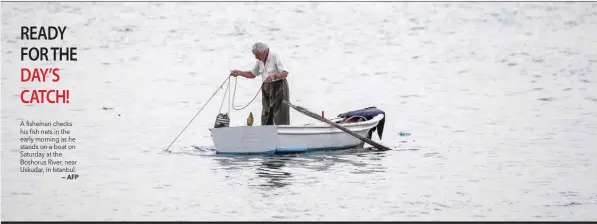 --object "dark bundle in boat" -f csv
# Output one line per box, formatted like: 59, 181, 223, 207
336, 107, 386, 140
